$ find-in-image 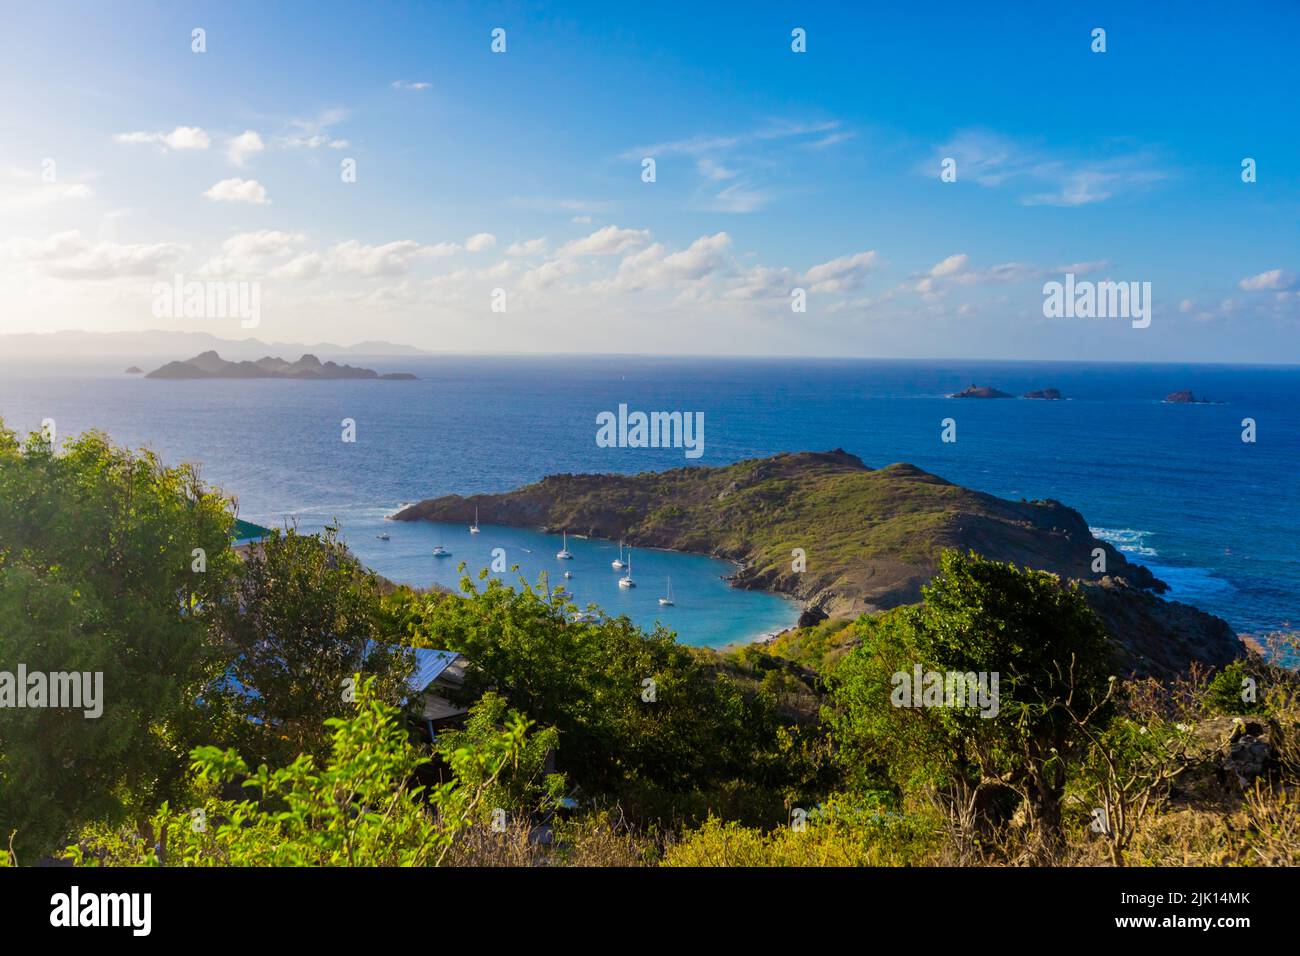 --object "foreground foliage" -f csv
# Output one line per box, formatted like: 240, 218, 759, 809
71, 679, 543, 866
